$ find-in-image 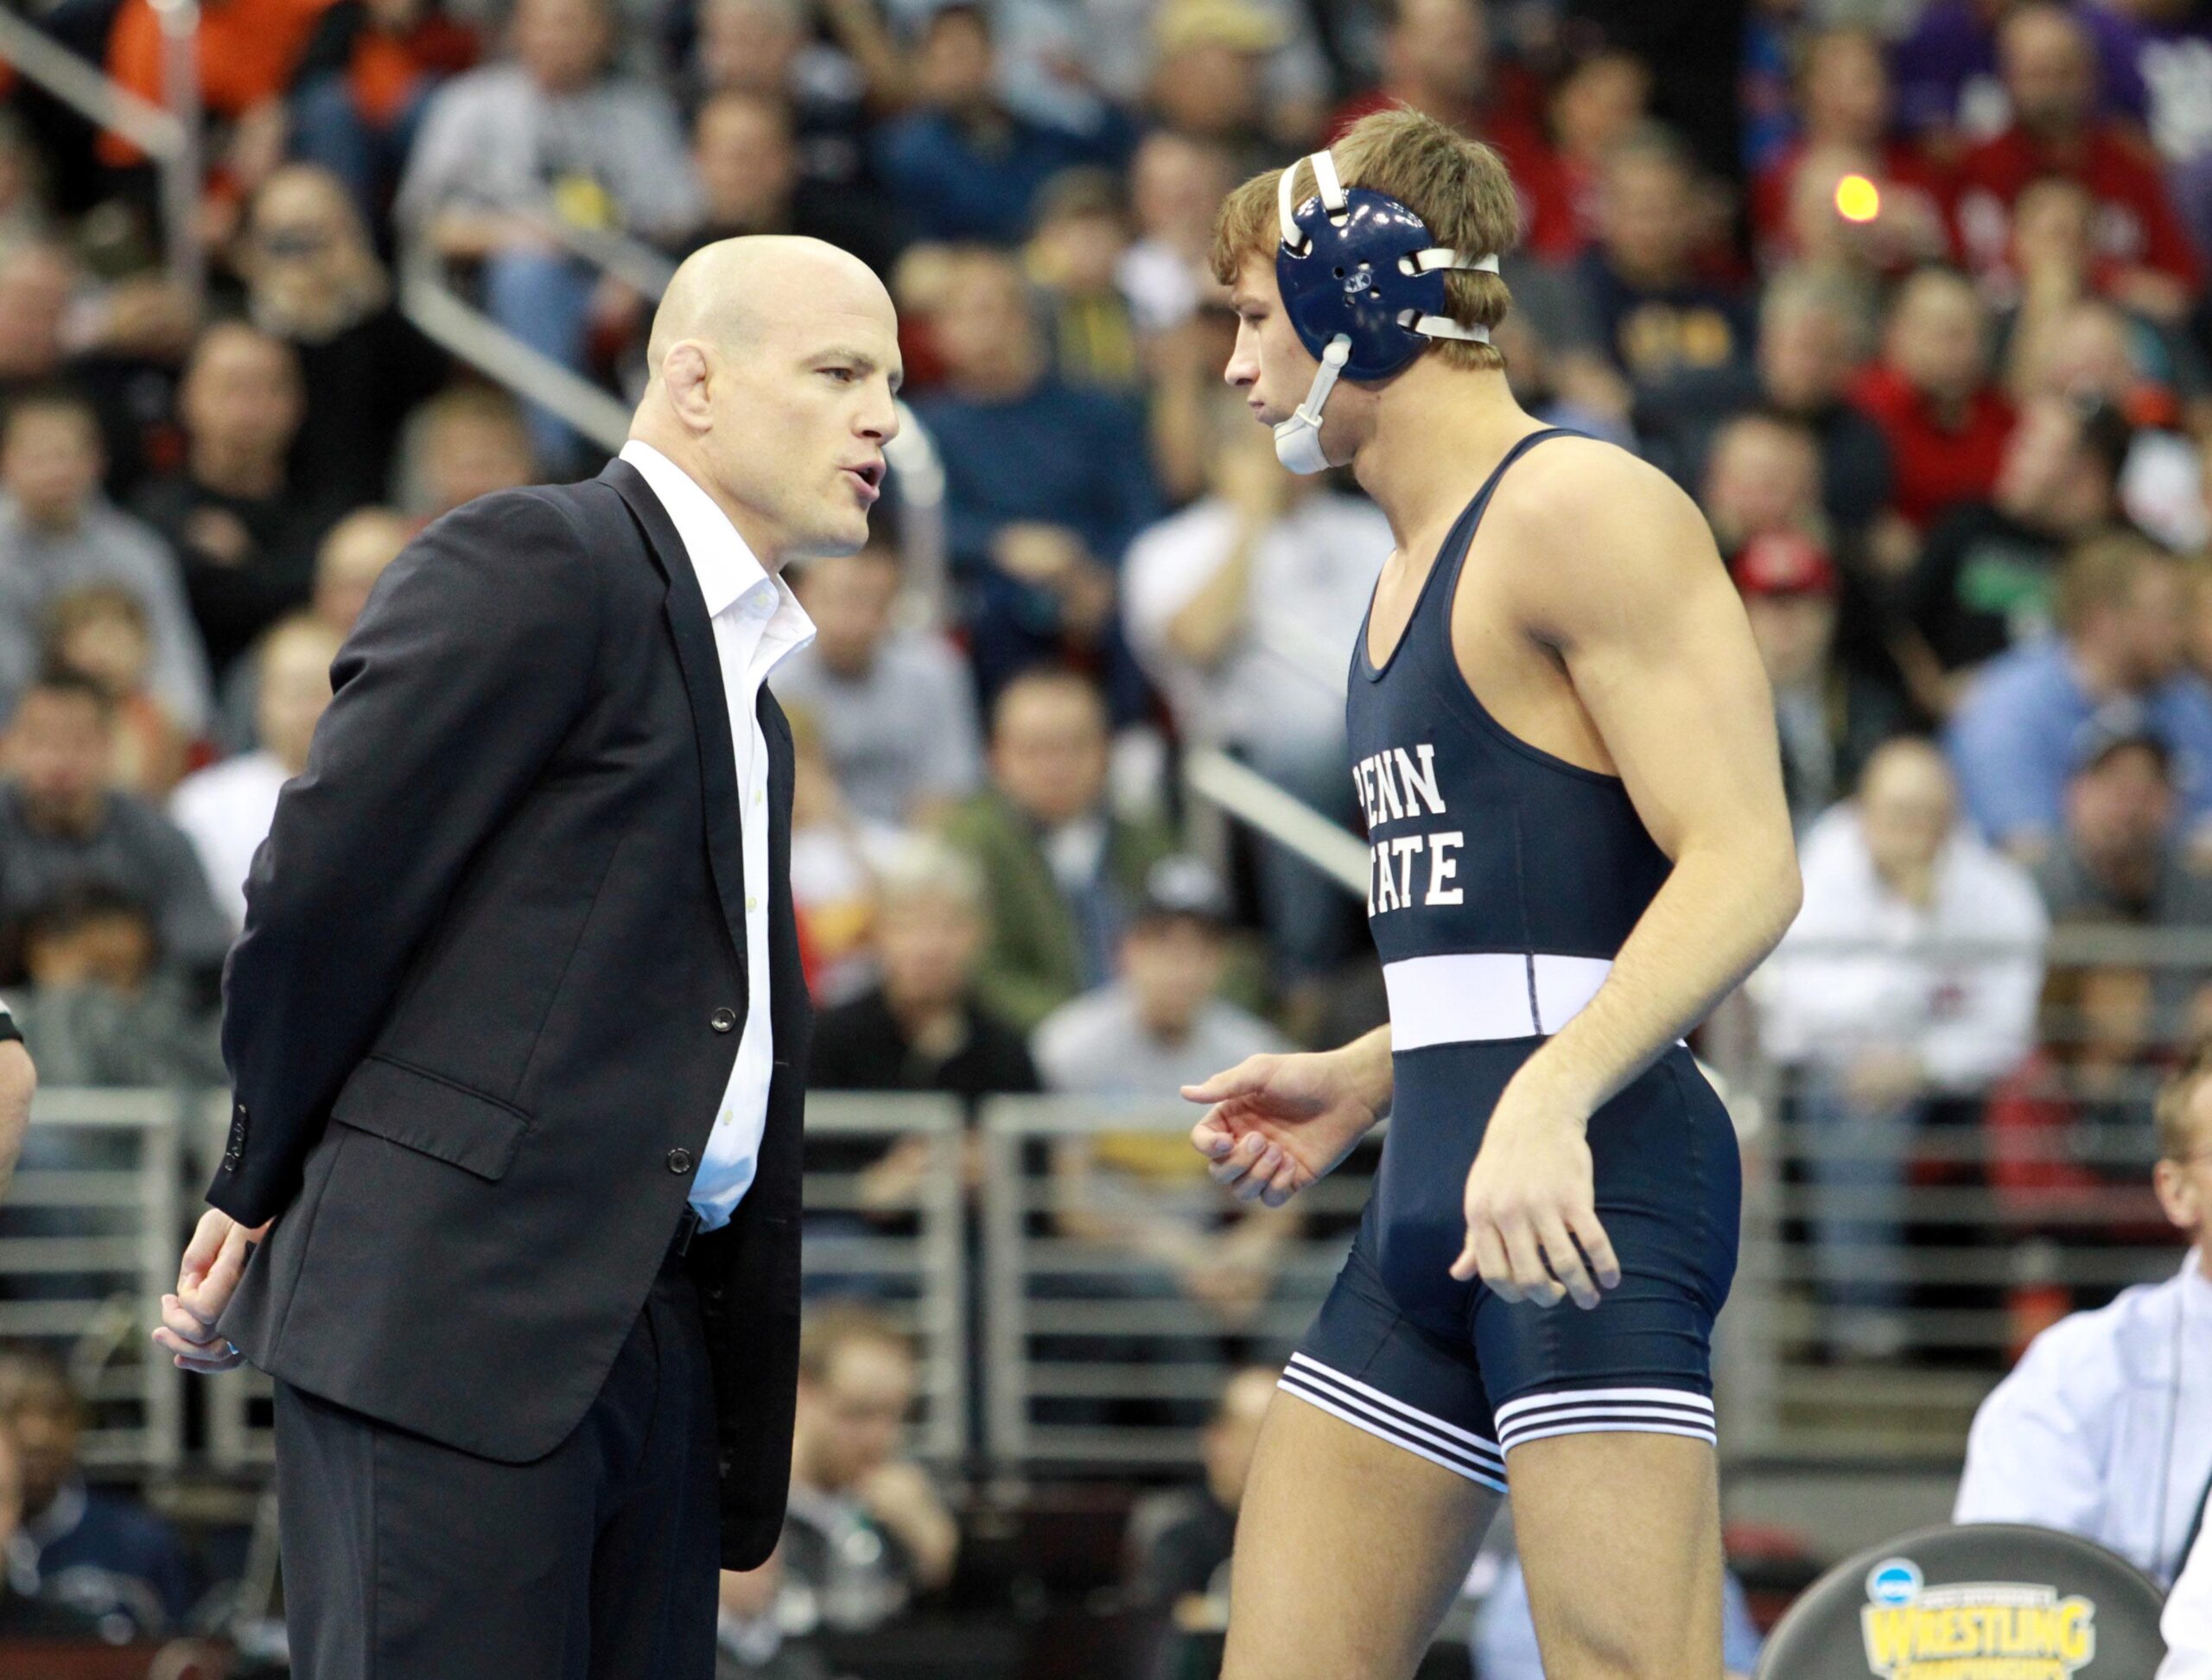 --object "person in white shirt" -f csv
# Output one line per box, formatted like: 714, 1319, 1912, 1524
1122, 416, 1389, 987
1755, 736, 2047, 1347
171, 615, 344, 931
2162, 1499, 2212, 1680
1956, 1044, 2212, 1587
